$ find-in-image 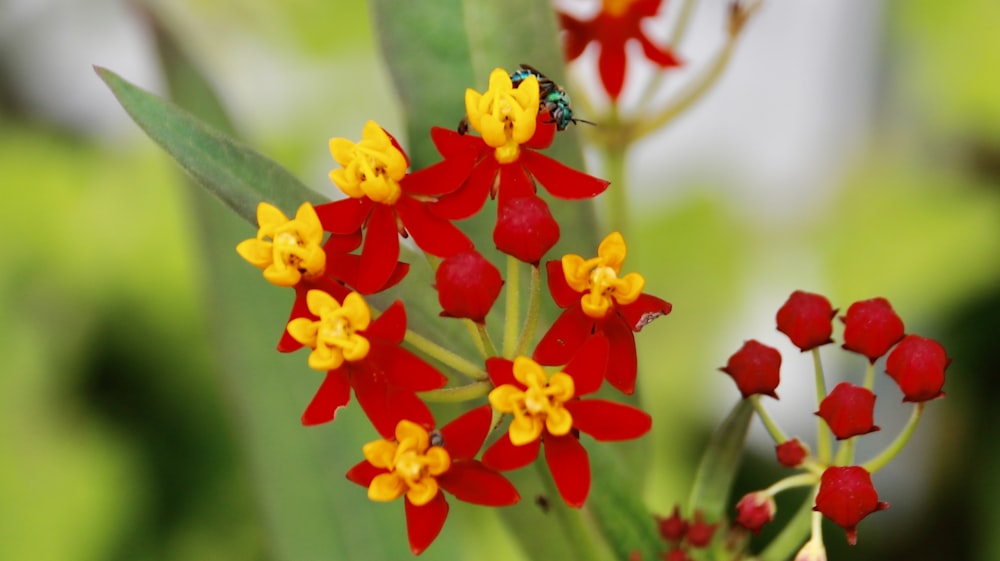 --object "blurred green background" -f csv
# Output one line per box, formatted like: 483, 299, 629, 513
1, 0, 998, 560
